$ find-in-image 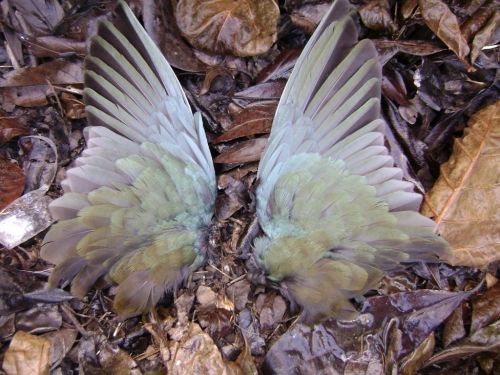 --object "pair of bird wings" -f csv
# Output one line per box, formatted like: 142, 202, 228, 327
42, 0, 447, 320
